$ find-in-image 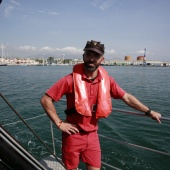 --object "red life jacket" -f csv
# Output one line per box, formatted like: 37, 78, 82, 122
73, 63, 112, 118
